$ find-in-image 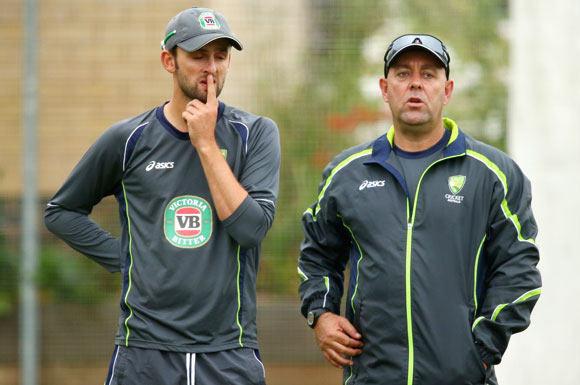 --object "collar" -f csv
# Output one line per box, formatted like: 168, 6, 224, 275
364, 117, 466, 165
156, 101, 226, 141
